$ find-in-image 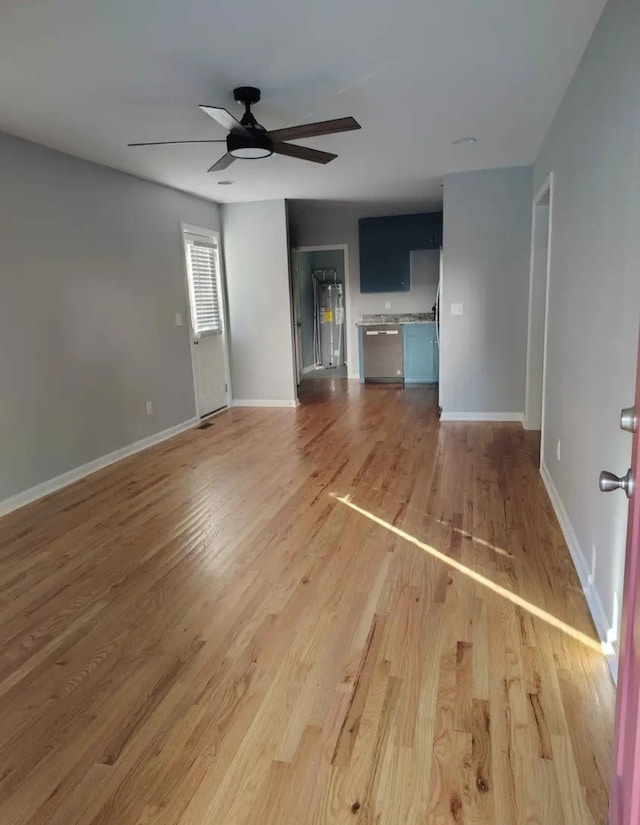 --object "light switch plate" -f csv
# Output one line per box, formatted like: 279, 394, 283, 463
451, 303, 463, 316
175, 313, 184, 327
